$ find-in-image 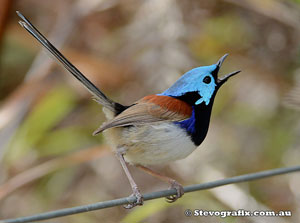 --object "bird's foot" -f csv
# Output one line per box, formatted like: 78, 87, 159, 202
166, 180, 184, 203
124, 186, 144, 209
